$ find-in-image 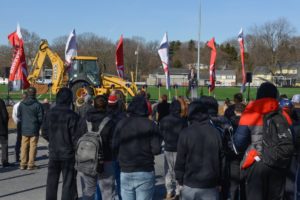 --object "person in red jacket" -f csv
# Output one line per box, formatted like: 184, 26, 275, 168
234, 82, 293, 200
